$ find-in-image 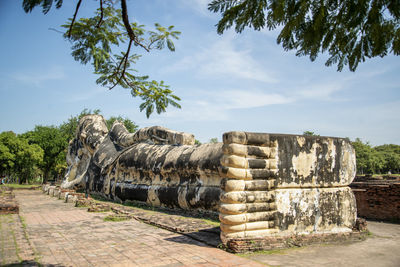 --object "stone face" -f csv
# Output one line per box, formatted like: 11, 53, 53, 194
62, 116, 357, 248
